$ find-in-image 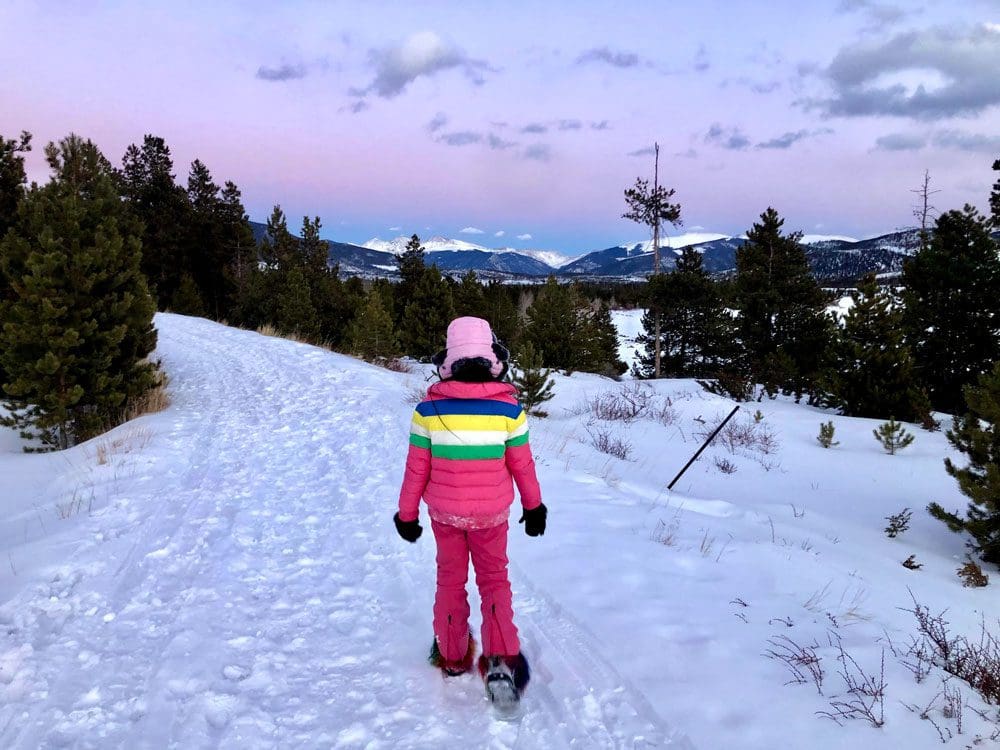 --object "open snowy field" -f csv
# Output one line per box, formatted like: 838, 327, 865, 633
2, 312, 998, 749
